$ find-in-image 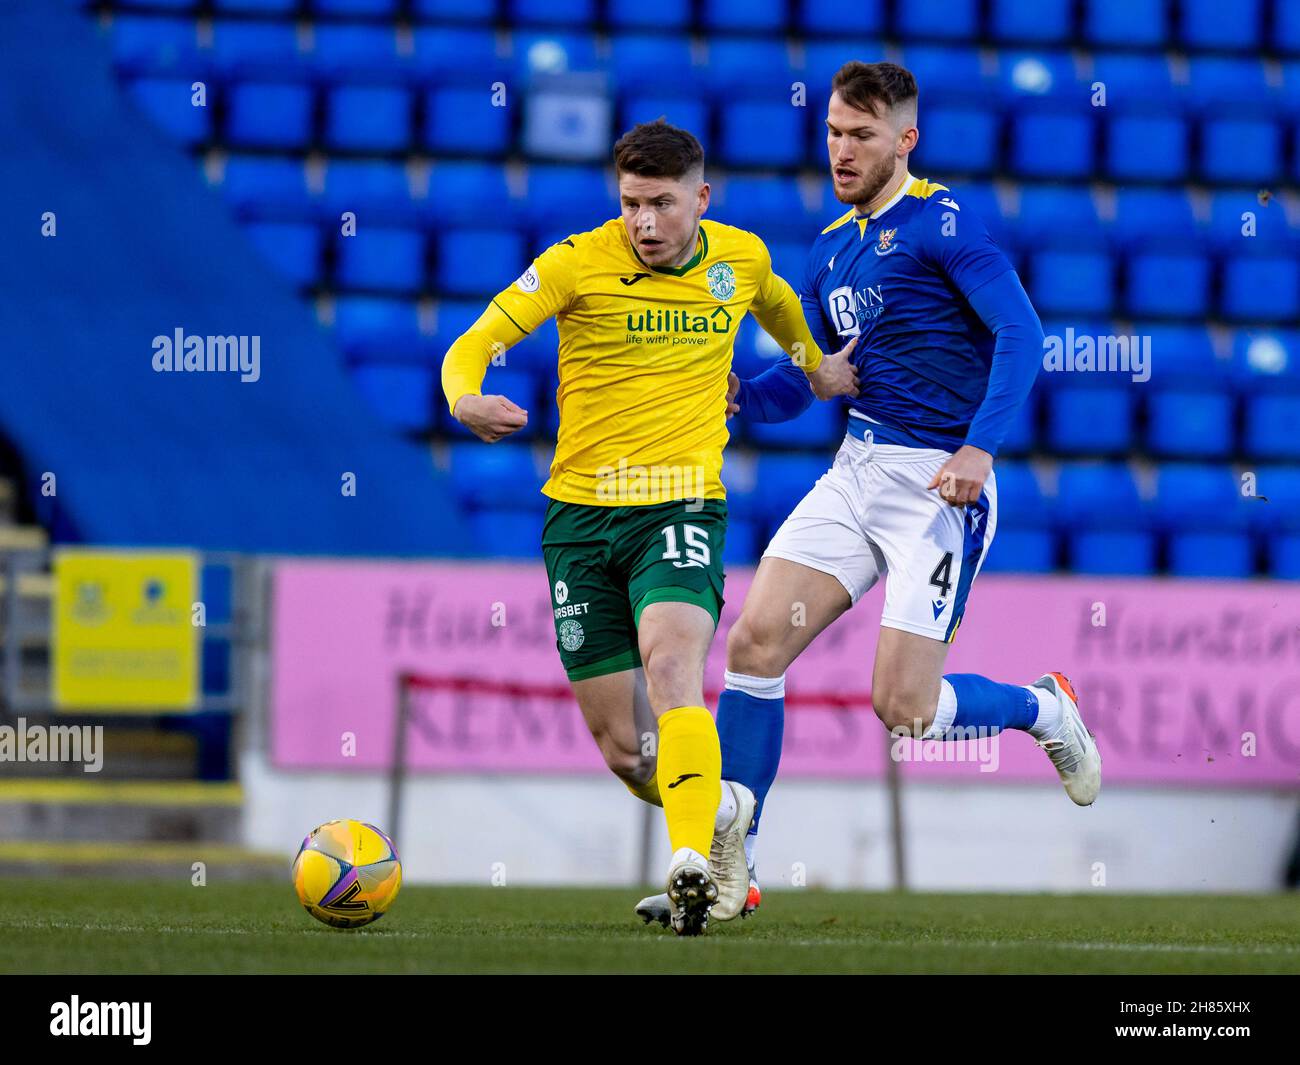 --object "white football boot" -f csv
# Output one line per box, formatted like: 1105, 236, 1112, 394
1030, 672, 1102, 806
708, 781, 756, 921
634, 892, 671, 927
665, 848, 718, 936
